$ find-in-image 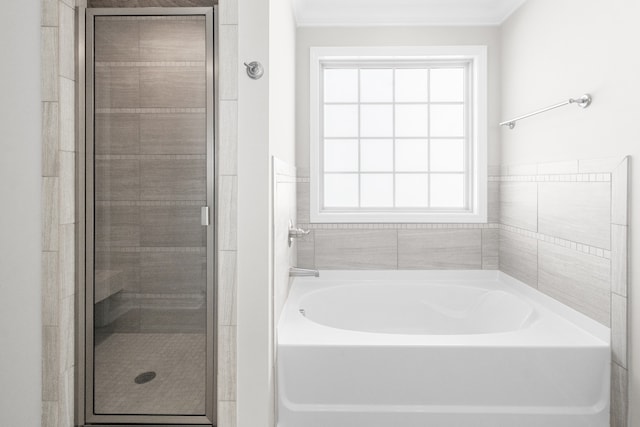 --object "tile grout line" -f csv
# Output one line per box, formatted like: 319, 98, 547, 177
480, 227, 484, 269
395, 229, 399, 270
